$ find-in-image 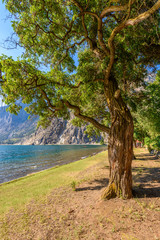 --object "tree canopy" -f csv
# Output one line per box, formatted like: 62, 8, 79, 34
0, 0, 160, 129
133, 72, 160, 151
